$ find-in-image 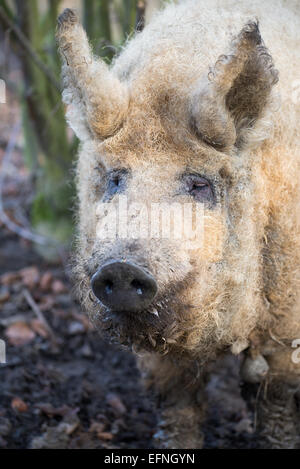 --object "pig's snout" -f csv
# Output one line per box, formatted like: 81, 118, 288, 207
91, 261, 158, 312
